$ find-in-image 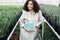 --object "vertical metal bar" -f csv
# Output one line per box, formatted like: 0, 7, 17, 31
42, 17, 45, 39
